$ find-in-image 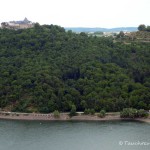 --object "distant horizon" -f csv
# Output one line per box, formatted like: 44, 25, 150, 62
0, 18, 139, 29
64, 26, 138, 28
